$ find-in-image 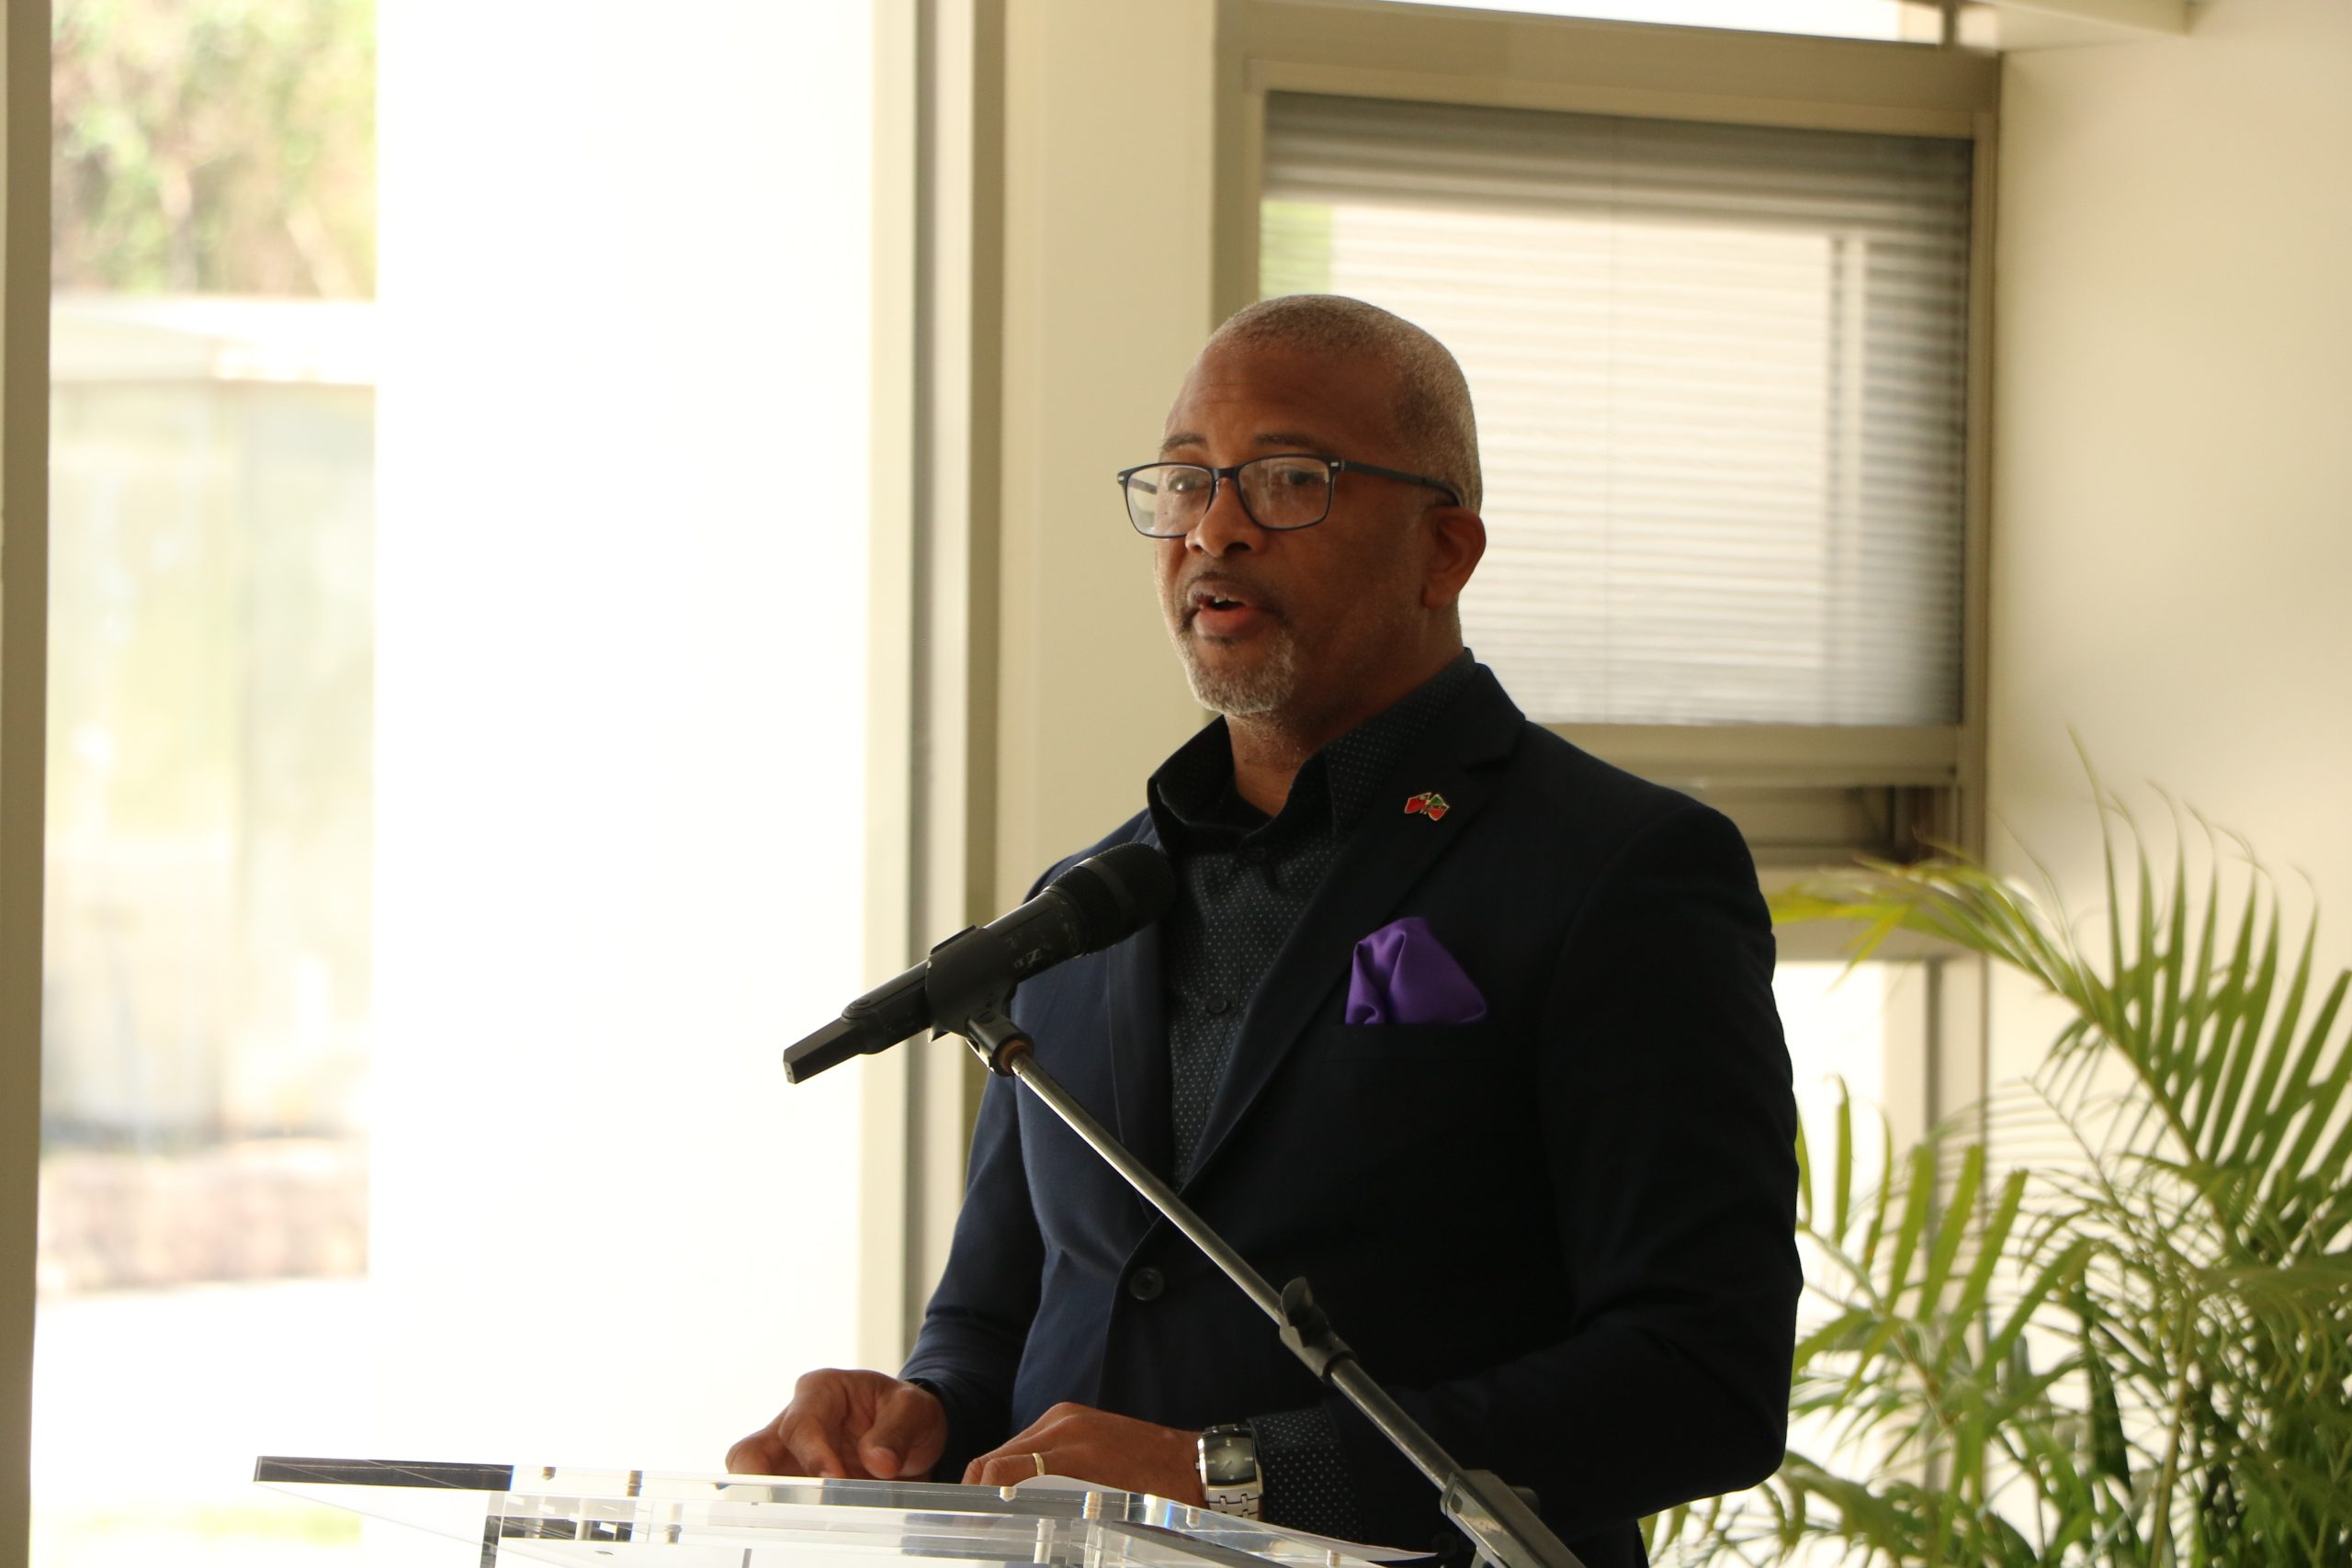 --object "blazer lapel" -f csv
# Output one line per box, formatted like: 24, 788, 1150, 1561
1180, 671, 1525, 1190
1104, 818, 1175, 1181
